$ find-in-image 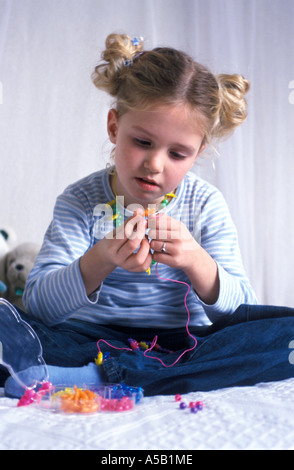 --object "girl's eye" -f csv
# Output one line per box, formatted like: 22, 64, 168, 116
169, 151, 186, 160
133, 138, 186, 159
134, 138, 151, 147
